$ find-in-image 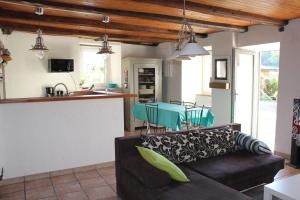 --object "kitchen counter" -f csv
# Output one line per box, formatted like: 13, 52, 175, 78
0, 91, 133, 178
0, 92, 136, 104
